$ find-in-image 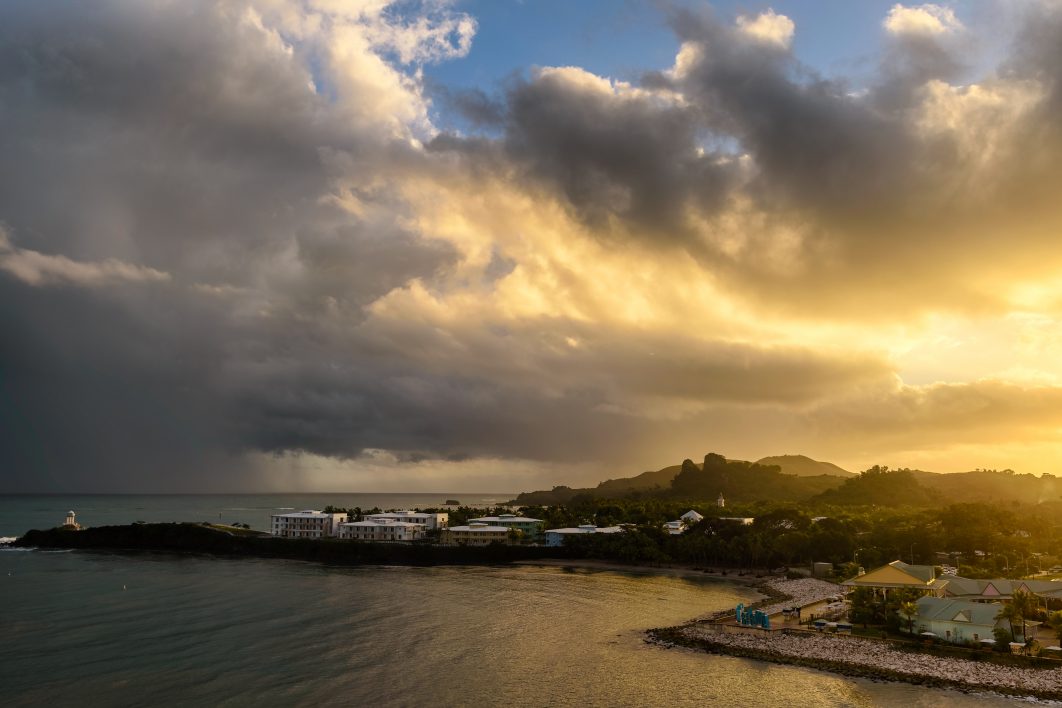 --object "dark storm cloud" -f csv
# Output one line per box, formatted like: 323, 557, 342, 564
6, 1, 1062, 491
0, 0, 459, 490
665, 6, 915, 215
430, 3, 1062, 319
499, 68, 738, 241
